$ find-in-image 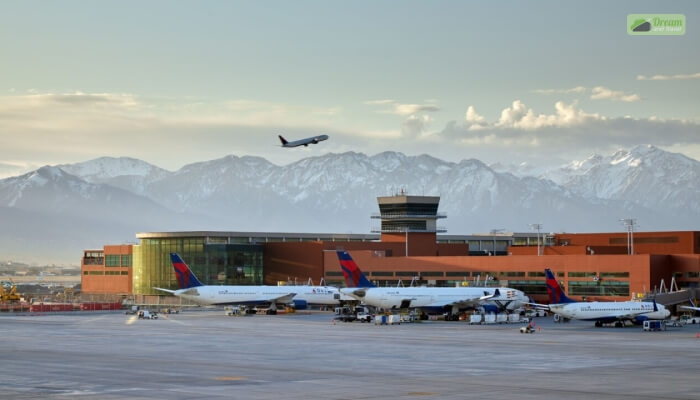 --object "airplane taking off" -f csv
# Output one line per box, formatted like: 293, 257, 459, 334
154, 253, 352, 311
531, 268, 670, 327
278, 134, 328, 148
336, 251, 527, 319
